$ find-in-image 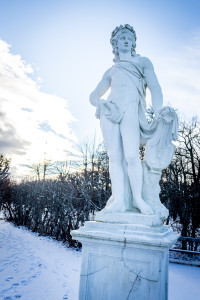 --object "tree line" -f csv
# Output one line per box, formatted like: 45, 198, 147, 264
0, 119, 200, 248
0, 143, 110, 247
160, 118, 200, 246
